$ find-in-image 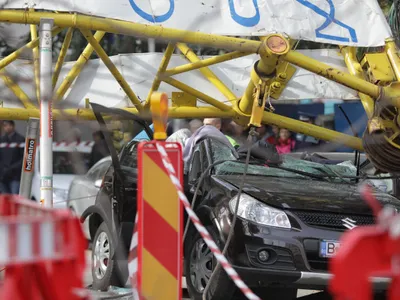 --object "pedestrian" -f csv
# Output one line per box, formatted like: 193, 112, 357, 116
266, 125, 280, 145
275, 128, 296, 154
189, 119, 203, 134
204, 118, 240, 148
0, 120, 25, 194
89, 131, 110, 168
